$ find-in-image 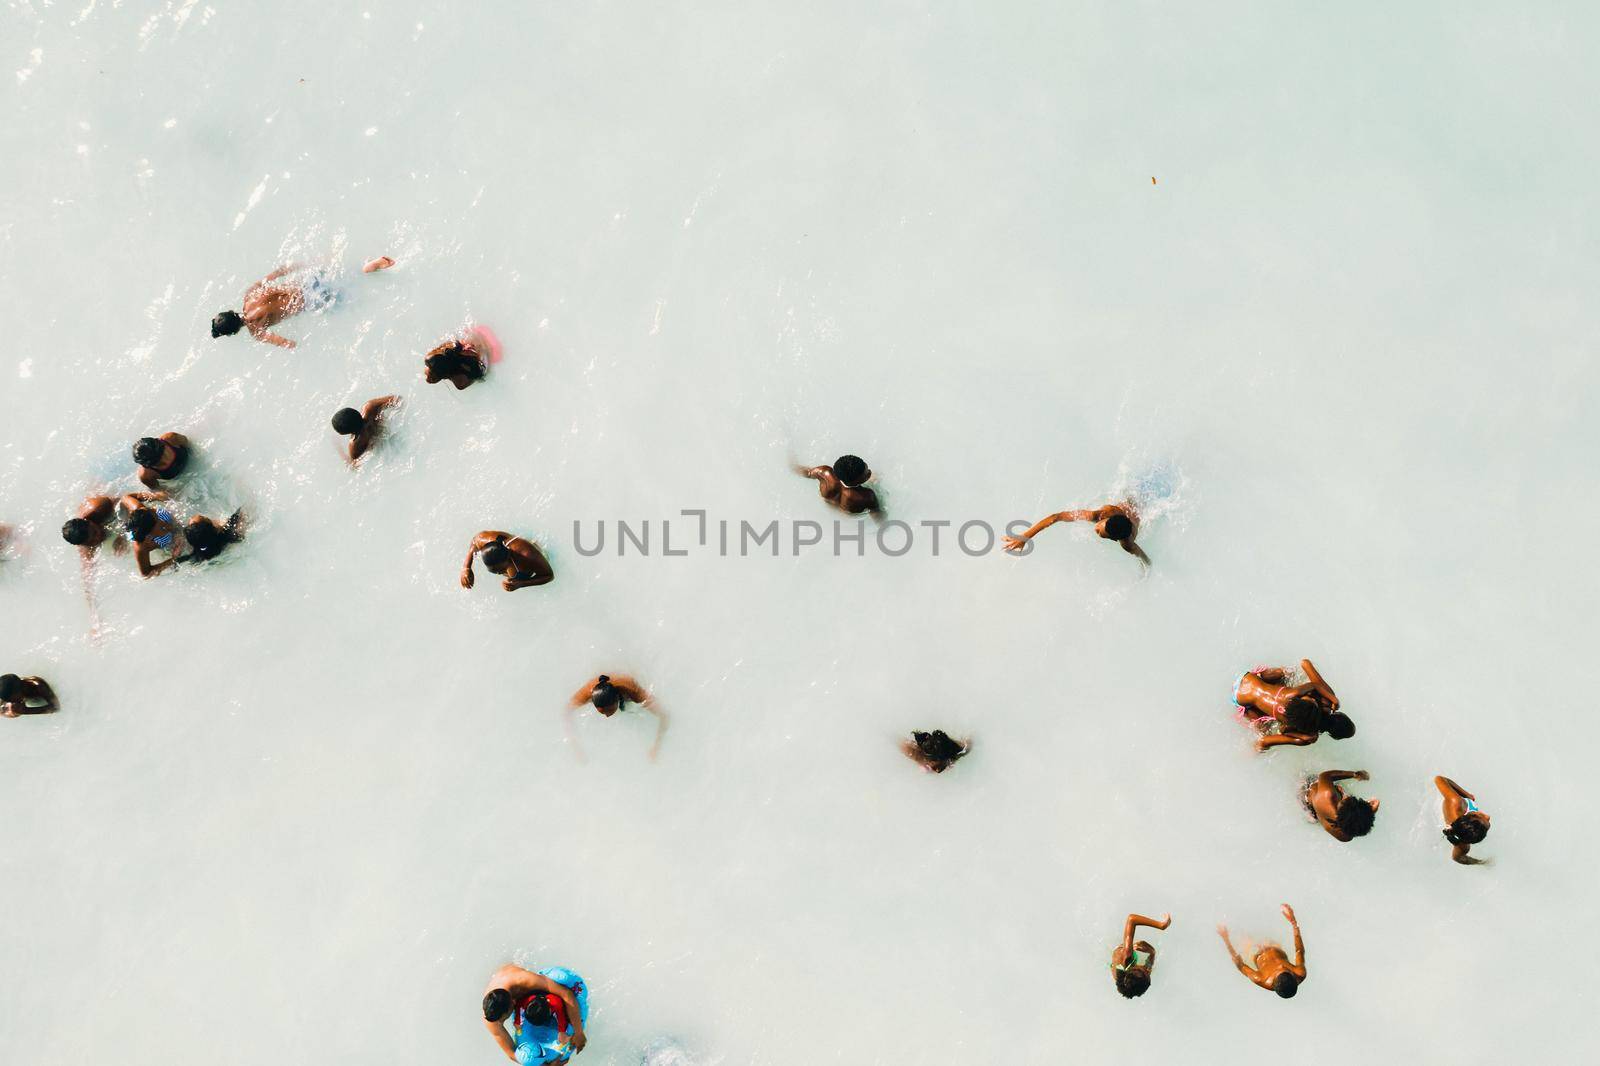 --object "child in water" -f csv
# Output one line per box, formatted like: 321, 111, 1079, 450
796, 454, 880, 516
568, 675, 669, 761
1436, 776, 1492, 865
1110, 912, 1171, 998
1233, 659, 1354, 751
1218, 904, 1306, 999
1300, 770, 1379, 842
900, 730, 970, 773
1002, 499, 1149, 566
